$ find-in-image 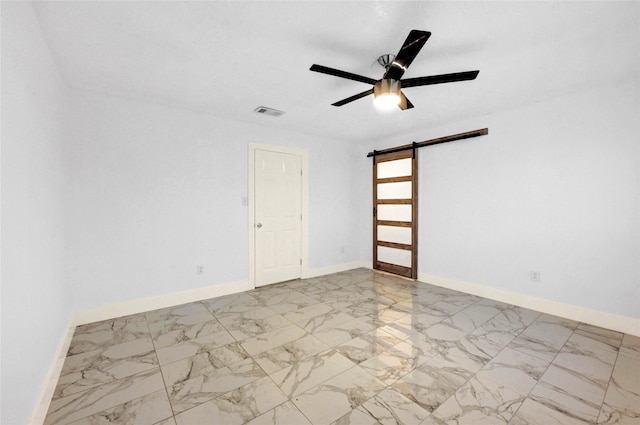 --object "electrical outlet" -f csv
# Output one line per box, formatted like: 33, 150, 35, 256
530, 271, 540, 282
197, 265, 204, 275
